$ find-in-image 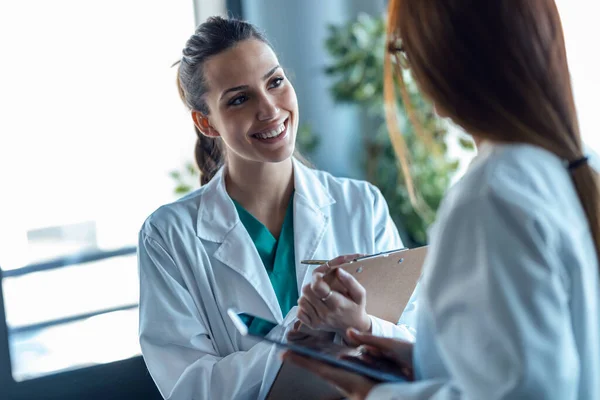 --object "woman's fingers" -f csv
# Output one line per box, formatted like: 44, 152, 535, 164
347, 329, 396, 349
313, 253, 364, 274
347, 329, 414, 364
357, 344, 385, 358
313, 262, 331, 274
297, 310, 312, 327
301, 284, 335, 319
336, 269, 366, 304
329, 253, 363, 266
305, 280, 350, 313
311, 272, 332, 299
298, 297, 320, 327
293, 320, 302, 331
